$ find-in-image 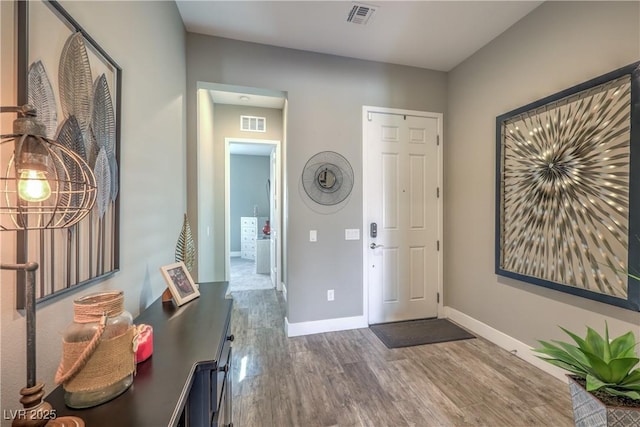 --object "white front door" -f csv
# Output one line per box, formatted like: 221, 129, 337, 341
365, 108, 442, 324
